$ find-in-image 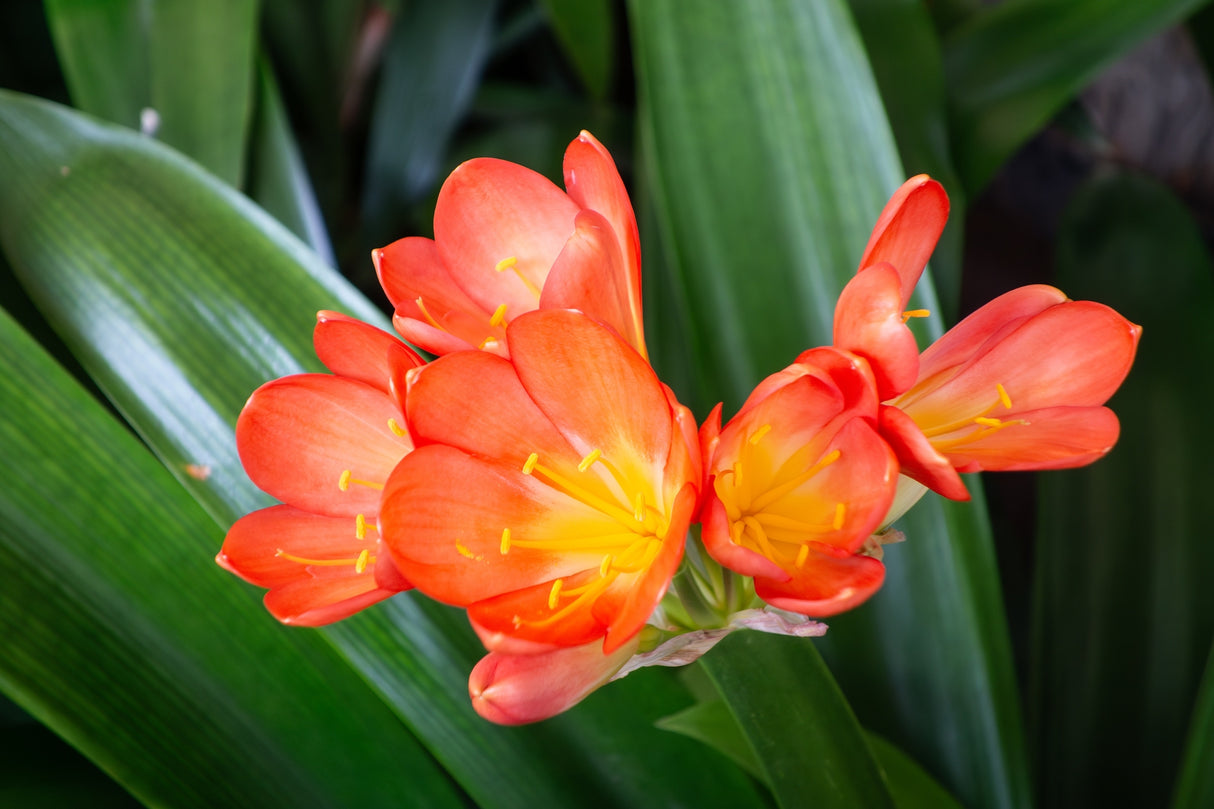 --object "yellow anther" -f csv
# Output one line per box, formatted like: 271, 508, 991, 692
455, 542, 477, 560
355, 513, 368, 540
338, 469, 352, 491
822, 449, 842, 466
338, 471, 384, 491
275, 549, 373, 569
548, 579, 564, 609
833, 503, 847, 531
495, 256, 518, 273
749, 424, 773, 445
633, 492, 646, 523
500, 528, 512, 554
489, 303, 508, 328
901, 308, 931, 323
974, 417, 1005, 428
522, 453, 539, 475
355, 549, 370, 574
795, 544, 810, 568
387, 418, 407, 437
599, 555, 613, 577
996, 383, 1012, 410
578, 449, 603, 472
493, 256, 542, 297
